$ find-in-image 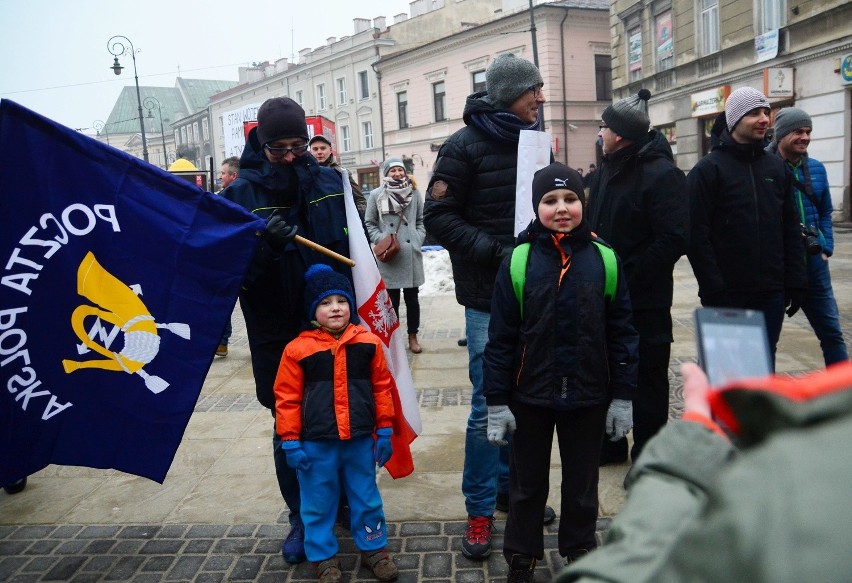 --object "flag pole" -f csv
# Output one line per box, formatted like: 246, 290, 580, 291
294, 235, 355, 267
